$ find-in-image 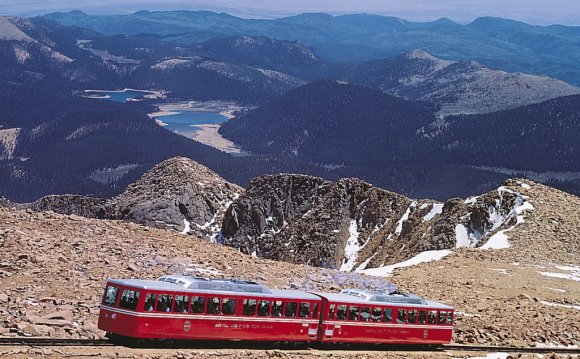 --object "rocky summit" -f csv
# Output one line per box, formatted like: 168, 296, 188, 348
31, 157, 243, 240
221, 175, 536, 271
